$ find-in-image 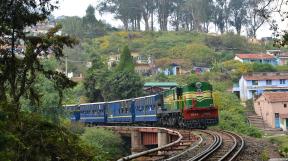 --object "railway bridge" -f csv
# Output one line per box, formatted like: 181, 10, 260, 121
98, 126, 245, 161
